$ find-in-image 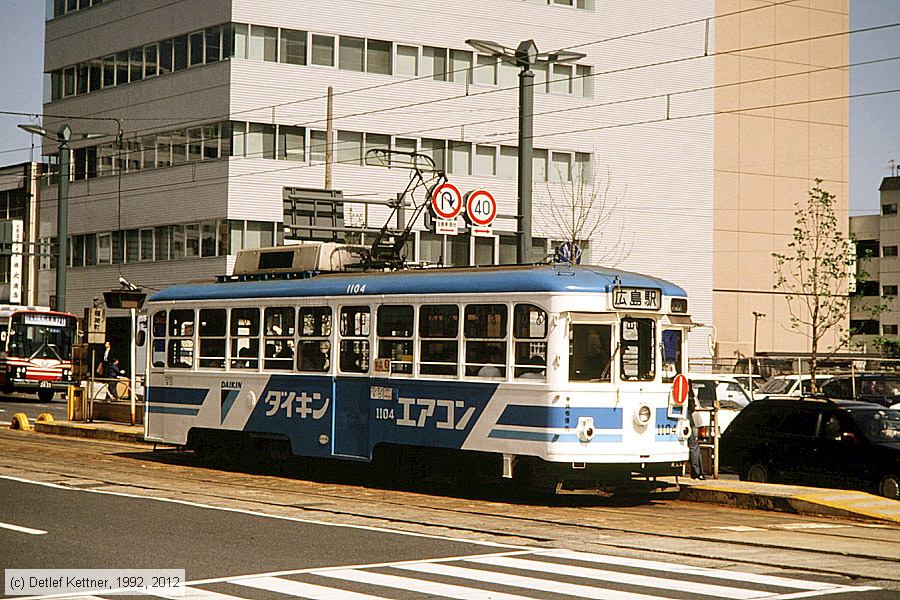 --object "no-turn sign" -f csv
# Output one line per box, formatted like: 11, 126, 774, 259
464, 189, 497, 227
671, 373, 689, 406
430, 183, 463, 220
